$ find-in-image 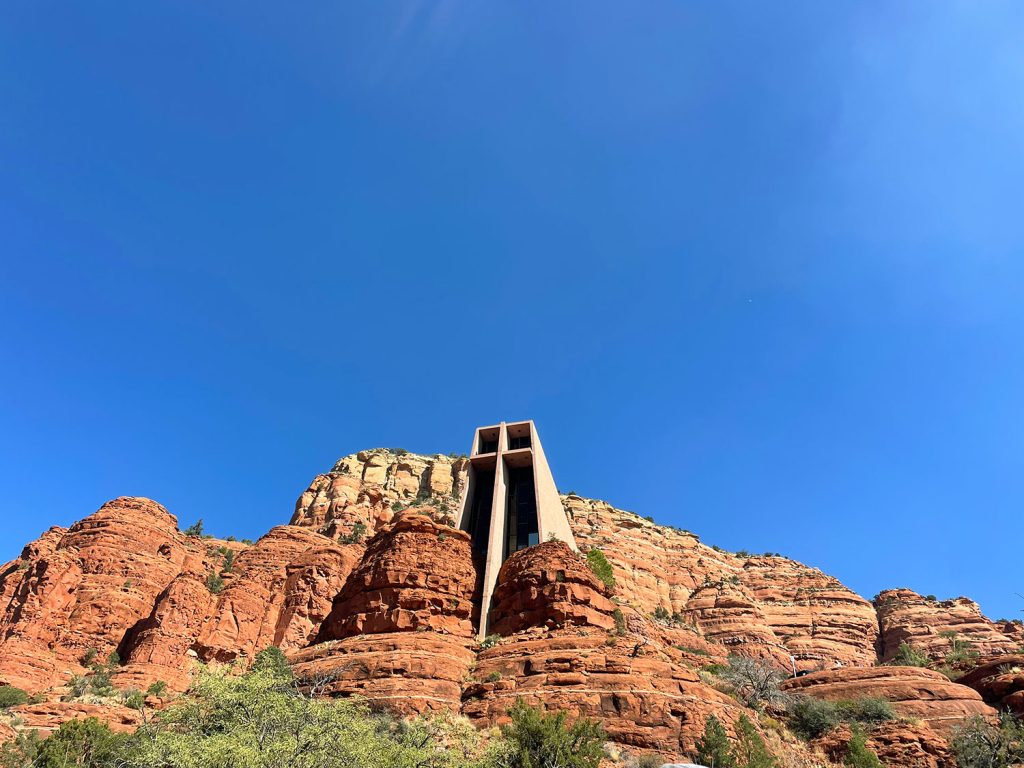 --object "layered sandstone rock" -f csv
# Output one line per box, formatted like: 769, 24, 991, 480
5, 701, 142, 736
875, 589, 1024, 663
488, 541, 615, 635
782, 666, 996, 733
957, 654, 1024, 716
316, 512, 479, 639
0, 498, 191, 692
192, 526, 354, 663
293, 512, 479, 713
815, 721, 953, 768
462, 627, 745, 754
